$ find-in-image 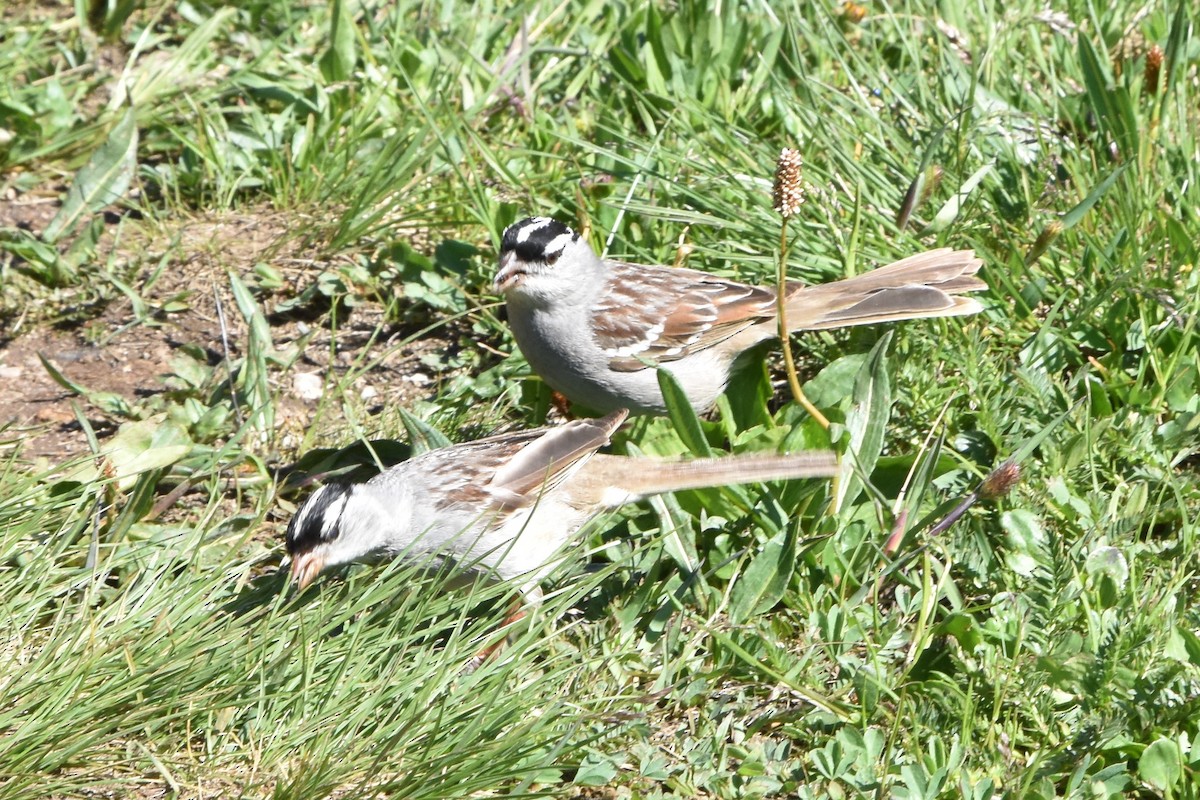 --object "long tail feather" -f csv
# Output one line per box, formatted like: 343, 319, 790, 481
785, 248, 985, 330
582, 451, 838, 506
